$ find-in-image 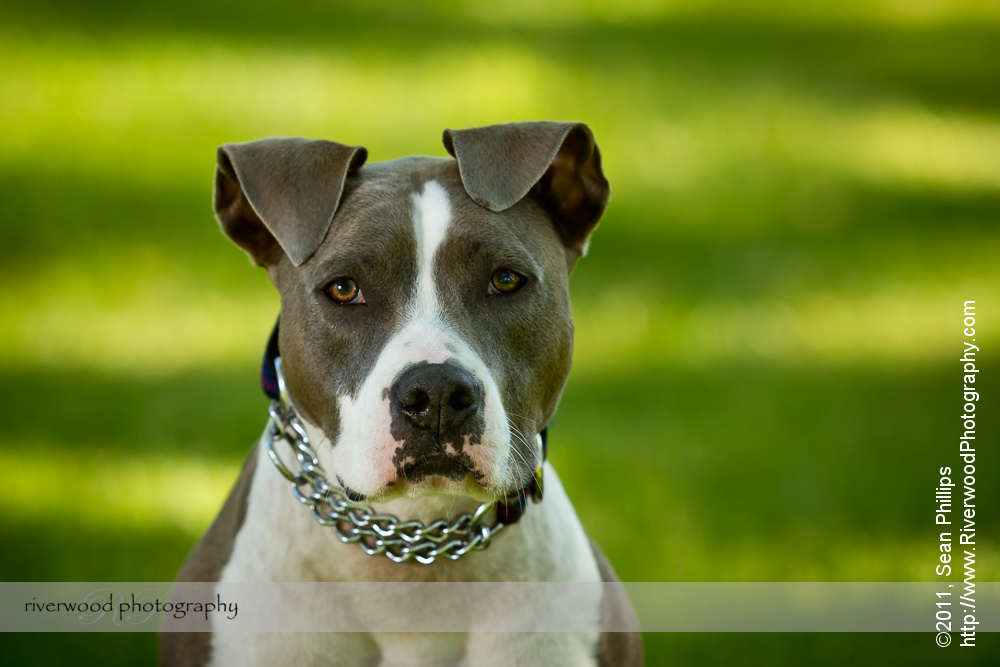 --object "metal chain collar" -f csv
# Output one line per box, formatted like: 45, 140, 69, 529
264, 359, 505, 565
